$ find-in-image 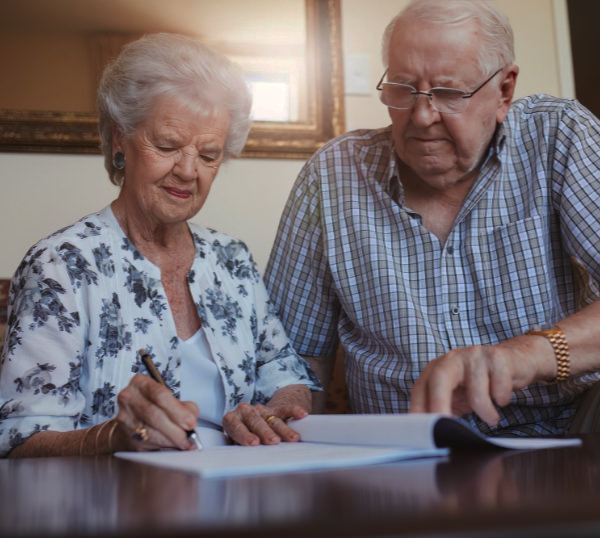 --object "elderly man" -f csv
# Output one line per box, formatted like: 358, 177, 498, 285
264, 0, 600, 436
